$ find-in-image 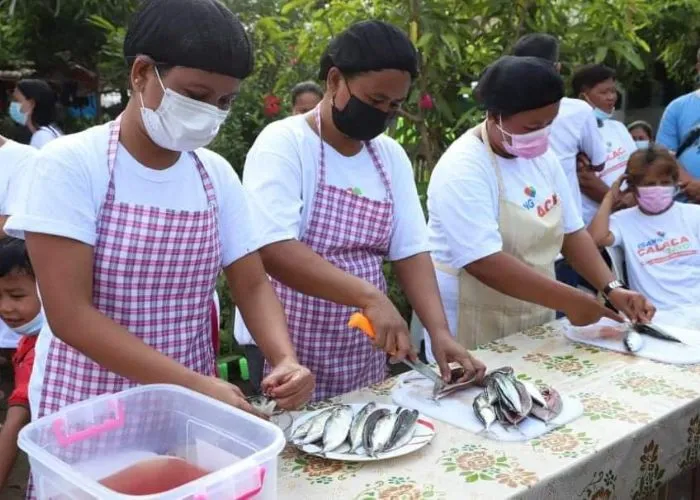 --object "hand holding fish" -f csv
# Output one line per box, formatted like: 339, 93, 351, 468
261, 358, 315, 410
606, 288, 656, 324
197, 376, 268, 419
430, 333, 486, 384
